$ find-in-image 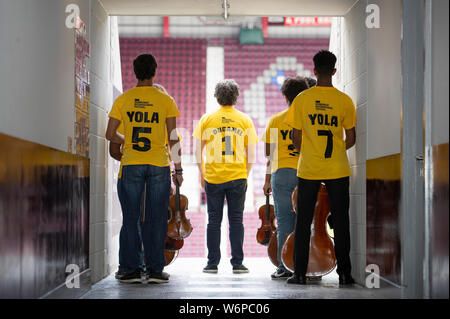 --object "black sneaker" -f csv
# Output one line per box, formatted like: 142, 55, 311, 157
339, 274, 355, 285
115, 268, 126, 279
232, 264, 249, 274
147, 271, 170, 284
203, 264, 218, 273
286, 274, 307, 284
271, 268, 292, 280
119, 270, 142, 284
